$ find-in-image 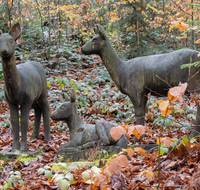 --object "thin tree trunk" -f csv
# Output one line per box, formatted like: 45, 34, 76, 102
47, 0, 51, 60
